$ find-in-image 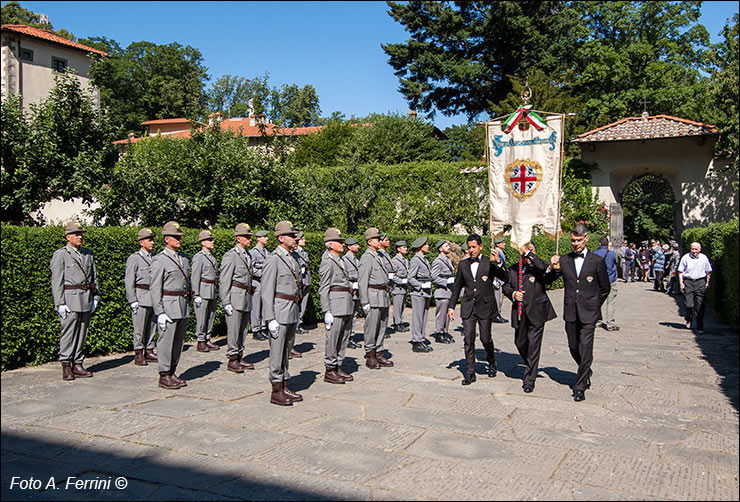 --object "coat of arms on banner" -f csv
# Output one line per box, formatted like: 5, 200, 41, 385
505, 159, 542, 202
